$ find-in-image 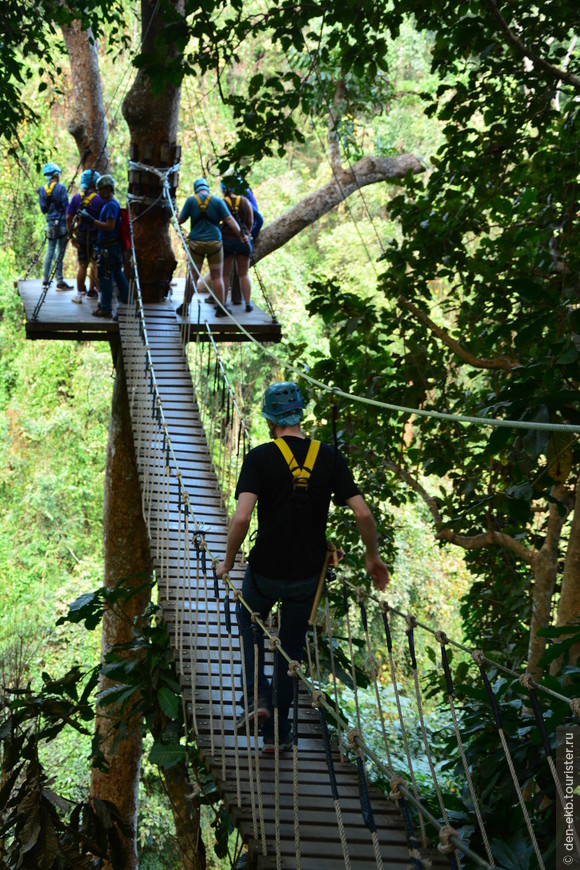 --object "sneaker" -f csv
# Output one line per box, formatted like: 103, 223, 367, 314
262, 733, 293, 754
87, 288, 98, 299
175, 303, 188, 317
236, 700, 270, 733
71, 294, 83, 304
214, 305, 230, 318
56, 281, 73, 291
92, 307, 112, 319
245, 303, 253, 313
